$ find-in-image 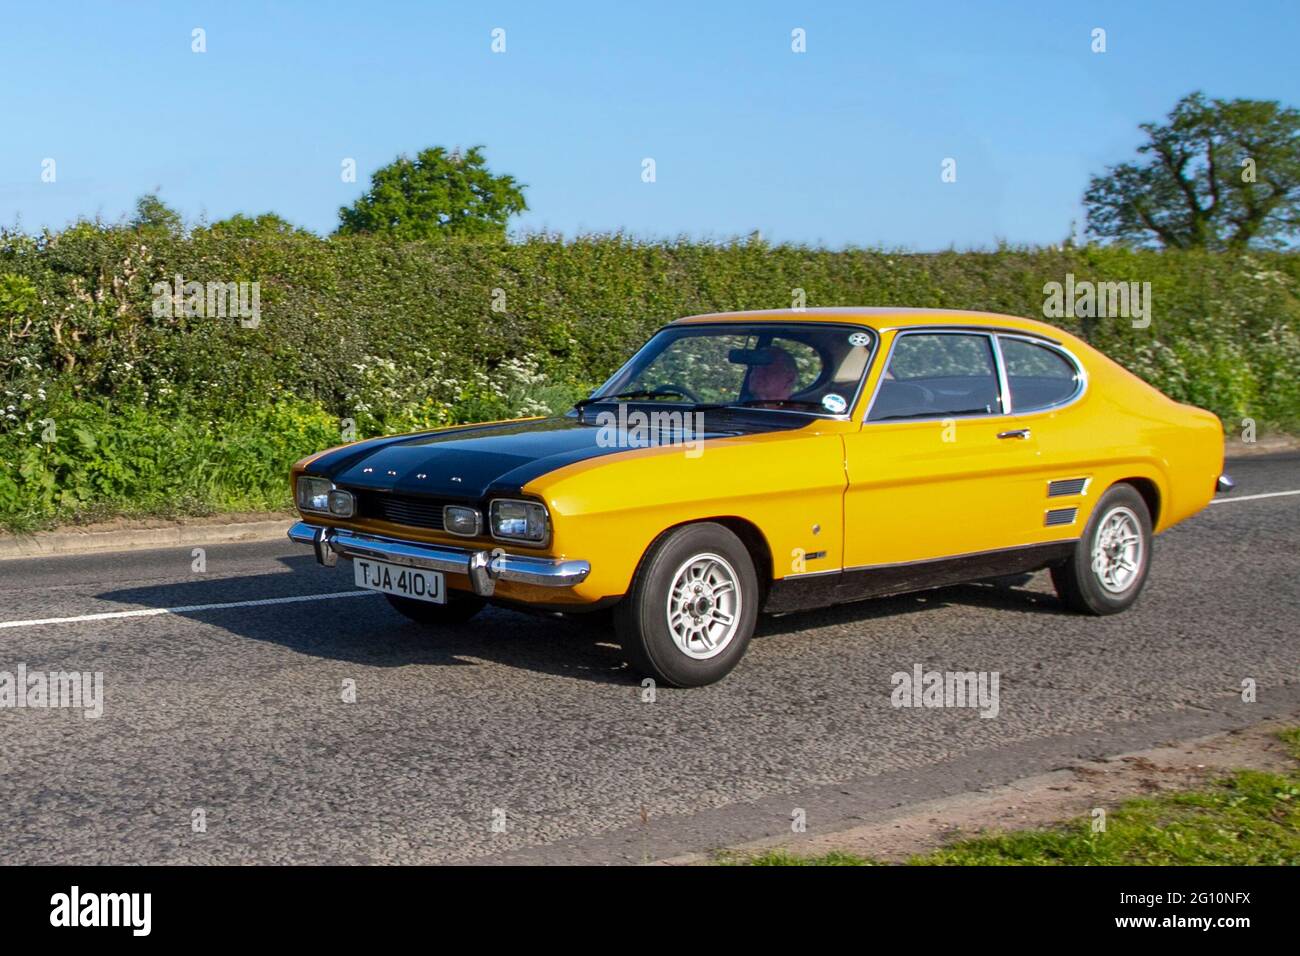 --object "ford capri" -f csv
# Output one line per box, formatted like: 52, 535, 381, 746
288, 308, 1231, 687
